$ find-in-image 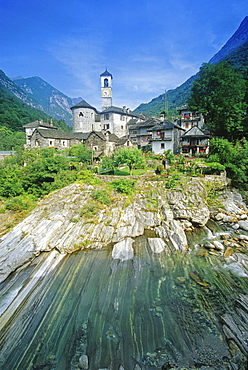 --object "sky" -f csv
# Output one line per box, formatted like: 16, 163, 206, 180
0, 0, 247, 111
